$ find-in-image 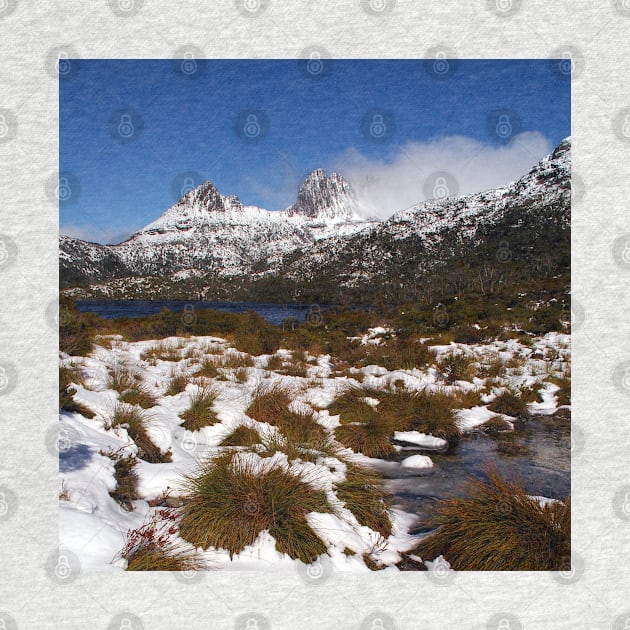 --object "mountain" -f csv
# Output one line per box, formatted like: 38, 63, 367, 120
60, 139, 570, 304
